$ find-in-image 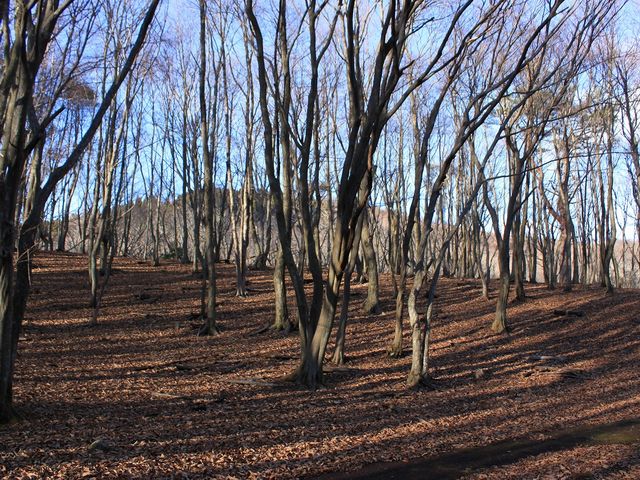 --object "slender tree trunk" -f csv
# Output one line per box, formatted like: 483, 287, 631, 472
272, 249, 290, 331
360, 210, 380, 314
0, 216, 17, 423
198, 0, 218, 336
493, 249, 511, 334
